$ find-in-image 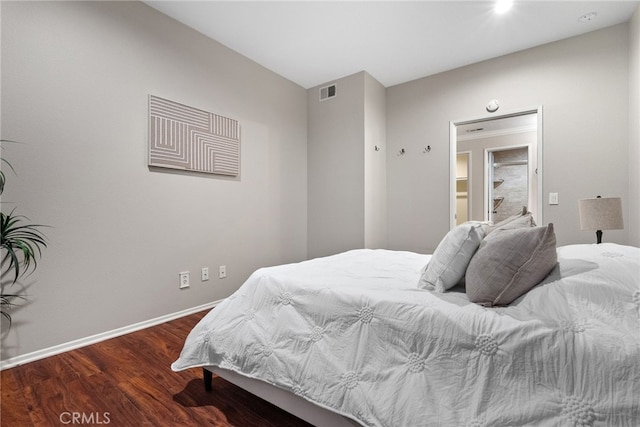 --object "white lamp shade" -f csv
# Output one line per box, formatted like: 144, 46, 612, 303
578, 197, 624, 231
